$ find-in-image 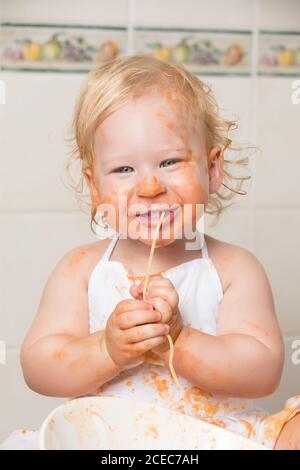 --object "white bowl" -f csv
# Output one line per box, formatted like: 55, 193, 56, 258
39, 396, 267, 450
